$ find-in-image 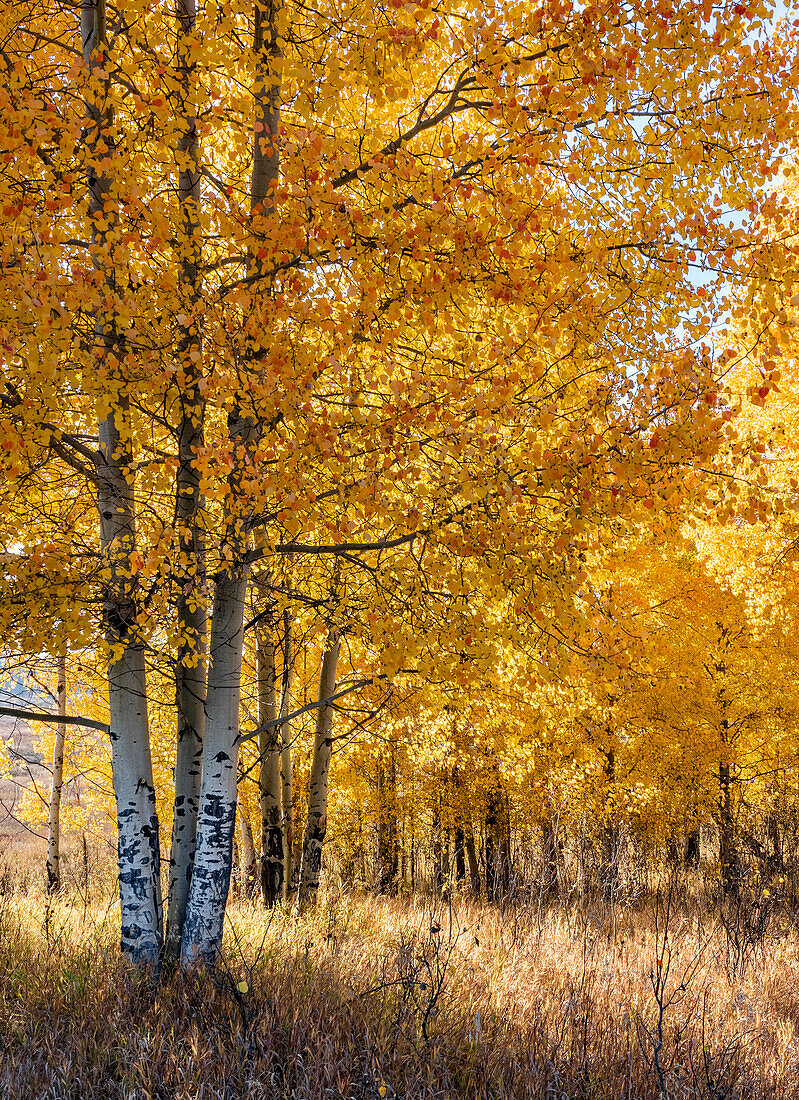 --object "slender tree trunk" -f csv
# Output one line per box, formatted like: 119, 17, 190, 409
500, 795, 511, 896
377, 755, 398, 895
104, 602, 162, 966
239, 803, 258, 897
600, 749, 619, 901
485, 820, 496, 901
767, 813, 783, 878
294, 633, 340, 913
181, 566, 247, 966
442, 827, 451, 894
410, 809, 416, 892
279, 610, 294, 901
46, 655, 66, 894
541, 815, 561, 900
432, 811, 443, 893
257, 614, 283, 905
485, 786, 503, 902
359, 808, 367, 887
684, 828, 700, 869
719, 761, 739, 899
82, 0, 161, 968
465, 824, 481, 898
164, 0, 206, 965
454, 825, 466, 886
180, 0, 281, 967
